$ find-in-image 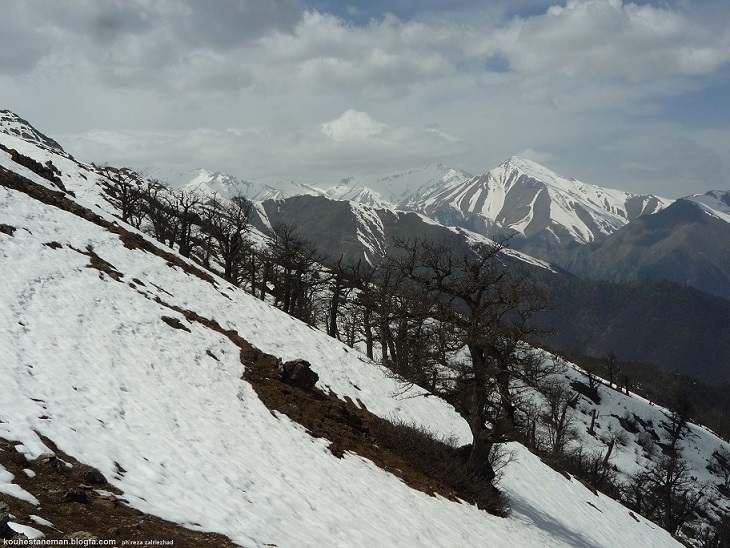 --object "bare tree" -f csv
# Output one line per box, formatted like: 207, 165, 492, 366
202, 195, 252, 284
711, 447, 730, 493
567, 442, 617, 491
623, 452, 705, 535
170, 189, 204, 258
98, 165, 144, 227
662, 387, 695, 455
266, 223, 324, 323
603, 351, 620, 390
382, 237, 554, 480
138, 180, 177, 246
539, 380, 579, 456
325, 256, 362, 340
